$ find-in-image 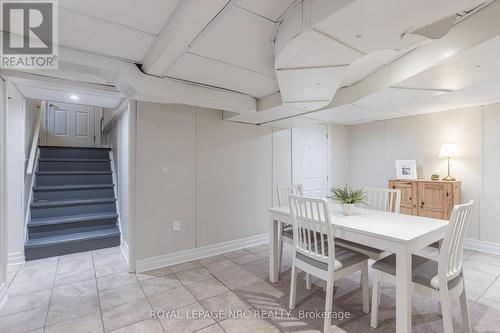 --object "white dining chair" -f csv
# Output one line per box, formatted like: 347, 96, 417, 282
288, 194, 369, 333
276, 184, 303, 272
370, 200, 475, 333
336, 188, 401, 260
